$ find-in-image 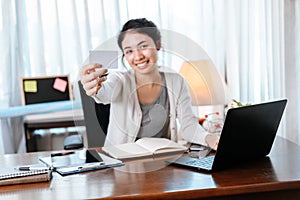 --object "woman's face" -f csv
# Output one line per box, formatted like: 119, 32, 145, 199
121, 31, 159, 75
